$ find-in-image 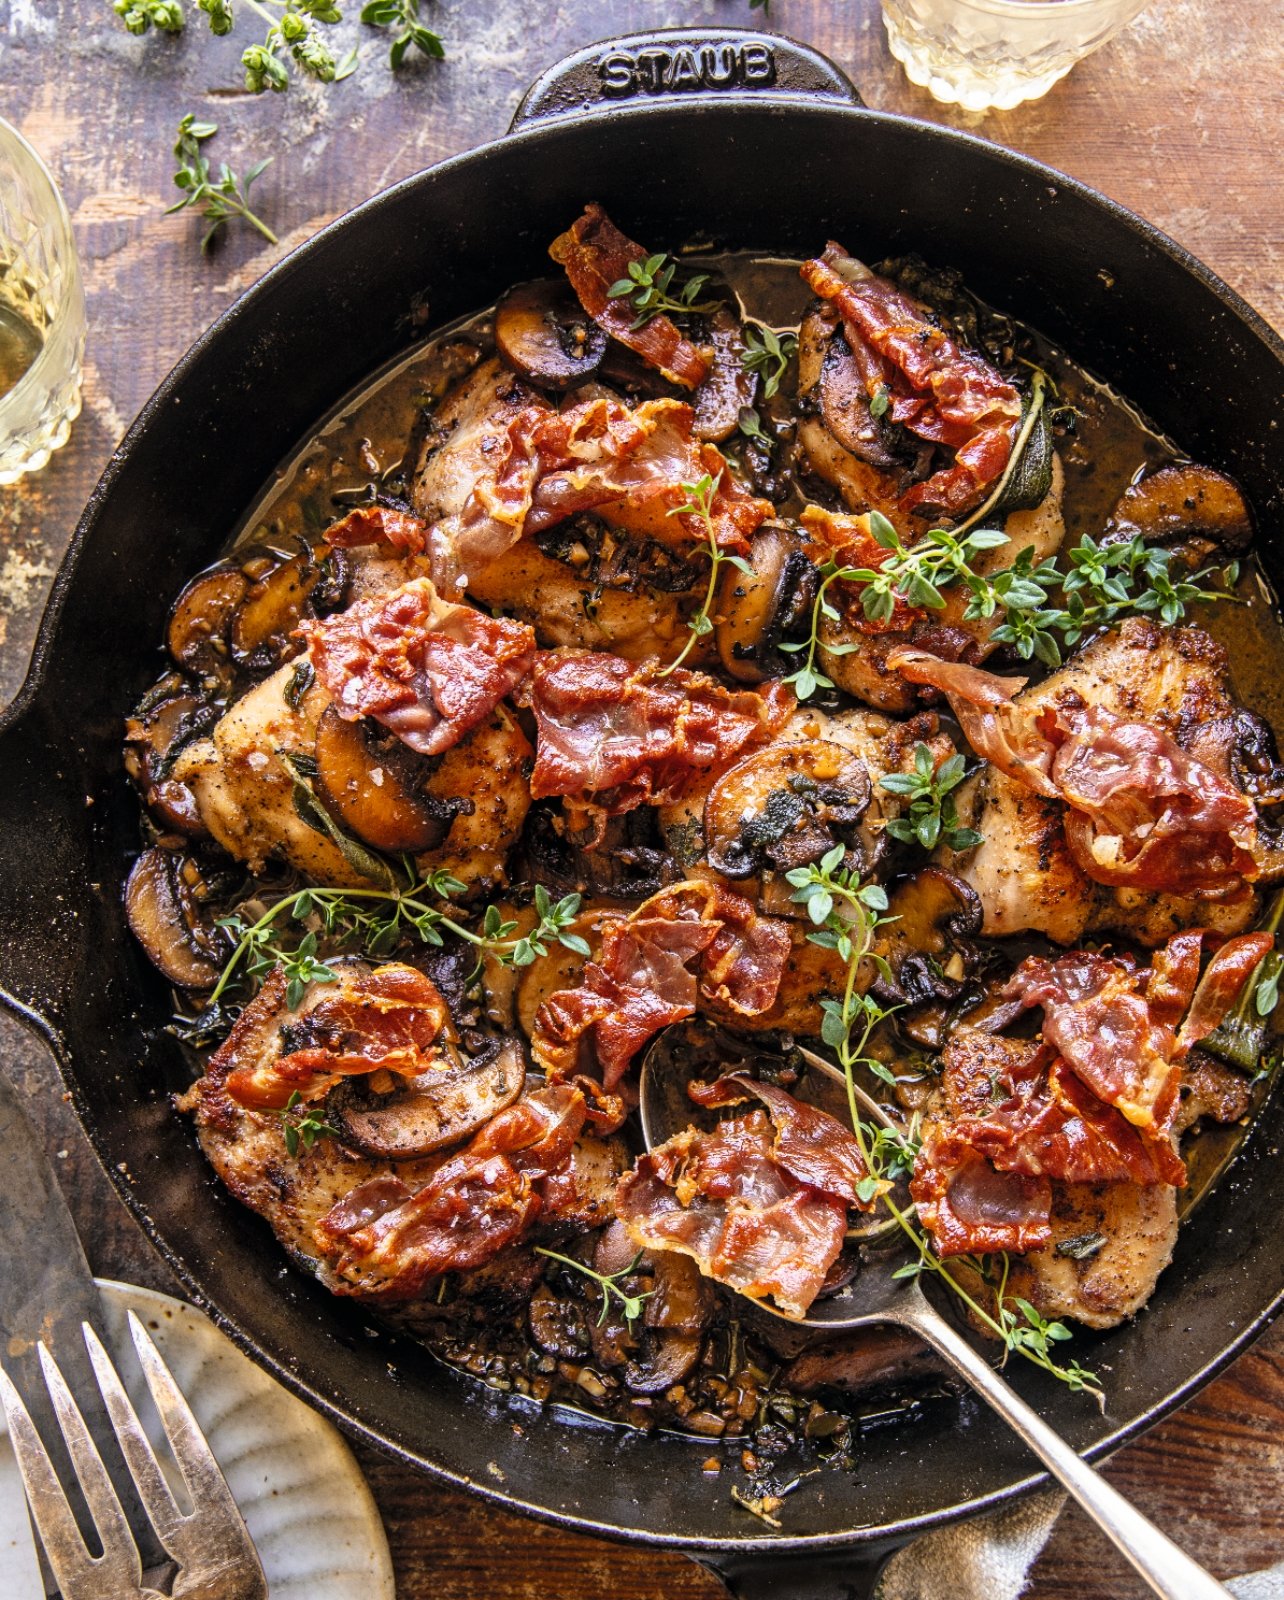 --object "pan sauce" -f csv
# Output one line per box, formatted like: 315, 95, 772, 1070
126, 245, 1284, 1472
